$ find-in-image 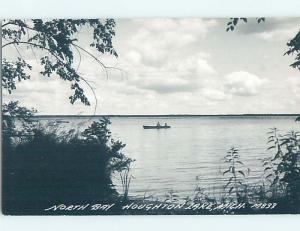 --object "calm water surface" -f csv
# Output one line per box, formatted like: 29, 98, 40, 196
40, 116, 300, 200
